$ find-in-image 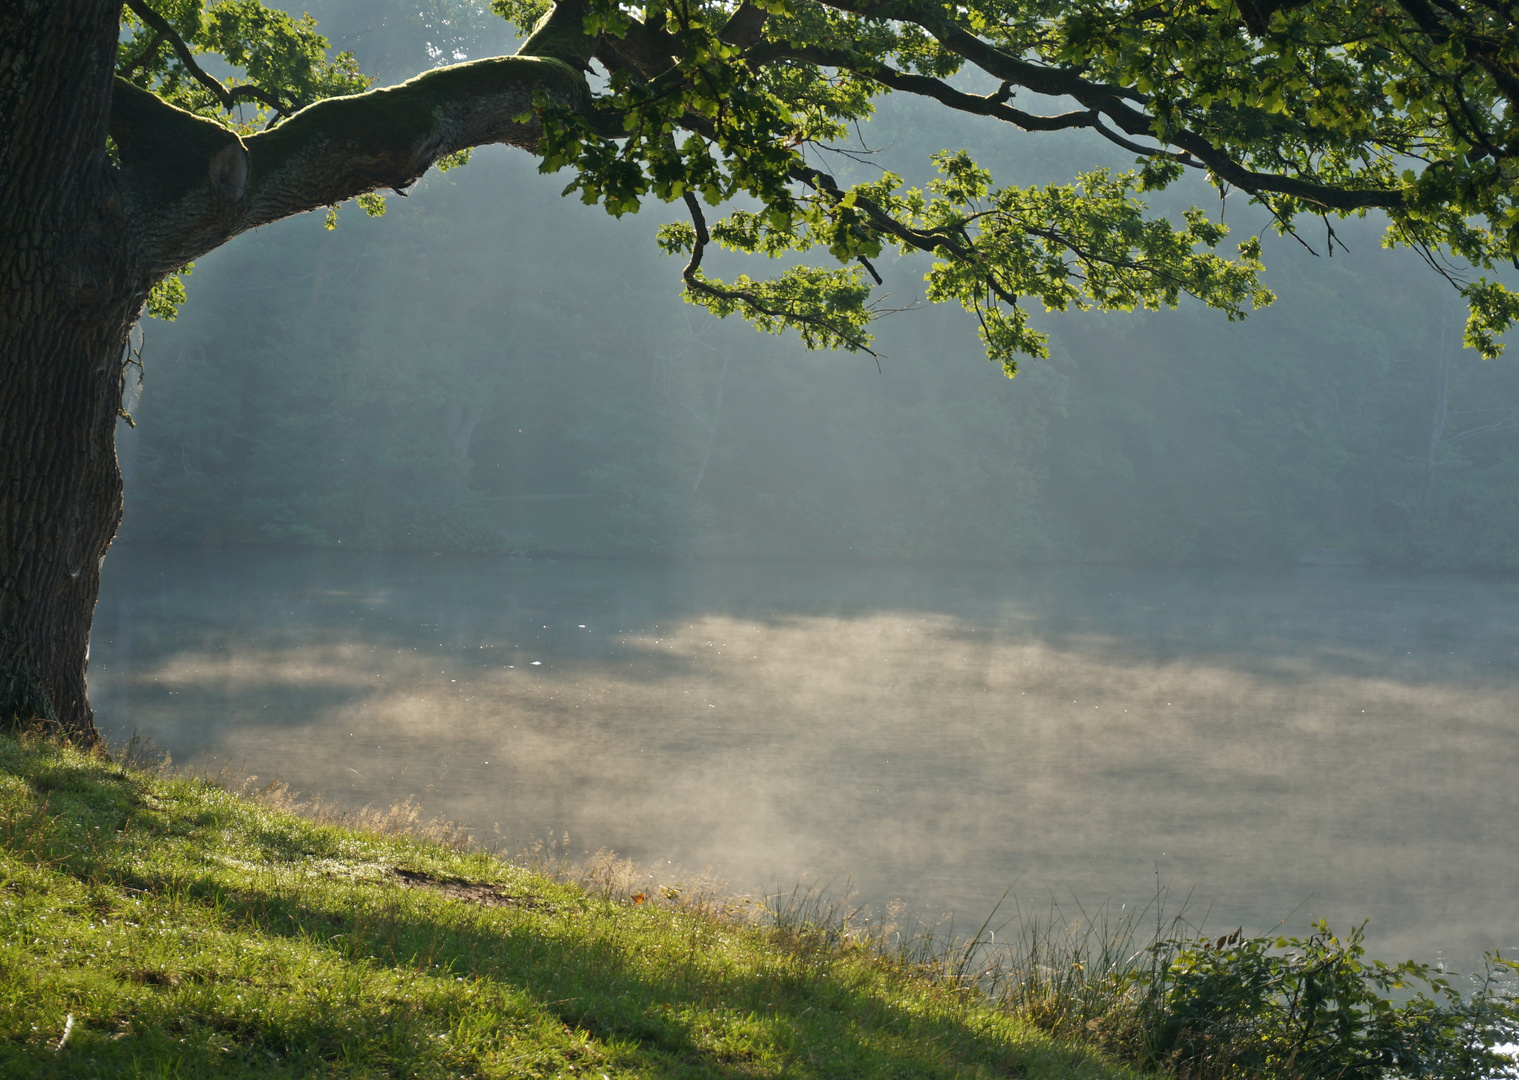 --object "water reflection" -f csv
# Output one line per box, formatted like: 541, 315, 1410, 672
91, 546, 1519, 968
